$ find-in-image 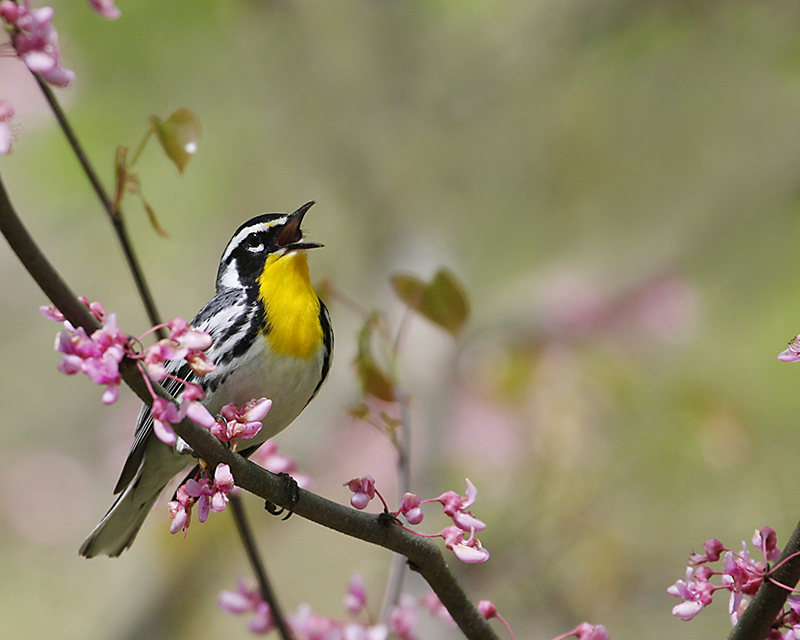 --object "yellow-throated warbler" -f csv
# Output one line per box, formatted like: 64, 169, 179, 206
80, 201, 332, 557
